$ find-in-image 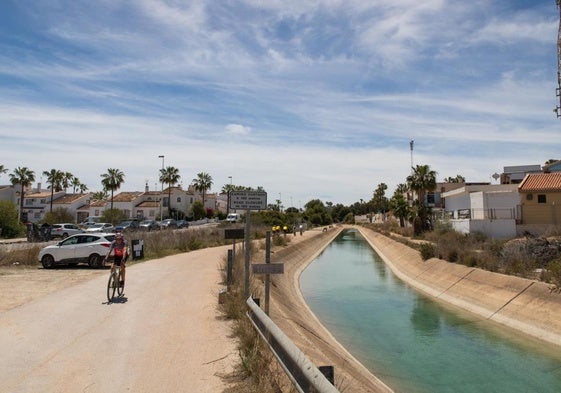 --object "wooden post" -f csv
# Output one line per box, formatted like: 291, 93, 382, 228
265, 231, 271, 315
